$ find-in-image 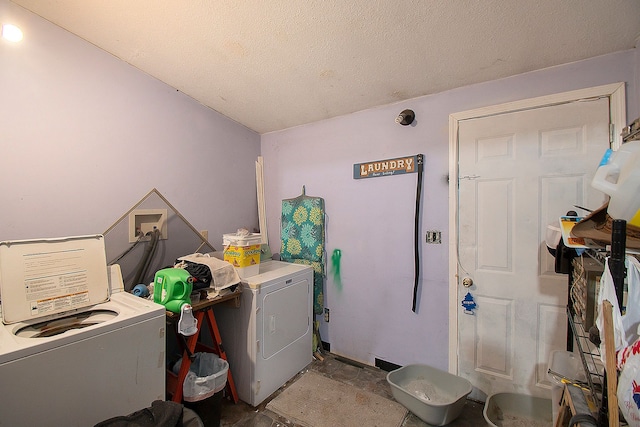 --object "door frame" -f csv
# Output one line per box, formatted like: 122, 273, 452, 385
447, 82, 626, 373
